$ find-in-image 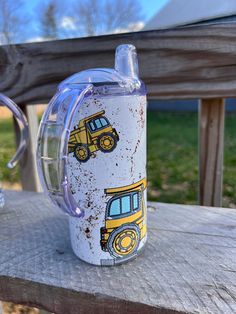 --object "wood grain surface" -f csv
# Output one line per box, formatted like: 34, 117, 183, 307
13, 105, 42, 192
2, 23, 236, 104
199, 98, 225, 207
0, 191, 236, 313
